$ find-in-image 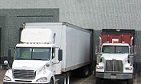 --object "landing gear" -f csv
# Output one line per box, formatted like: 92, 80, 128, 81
64, 73, 70, 84
56, 72, 70, 84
